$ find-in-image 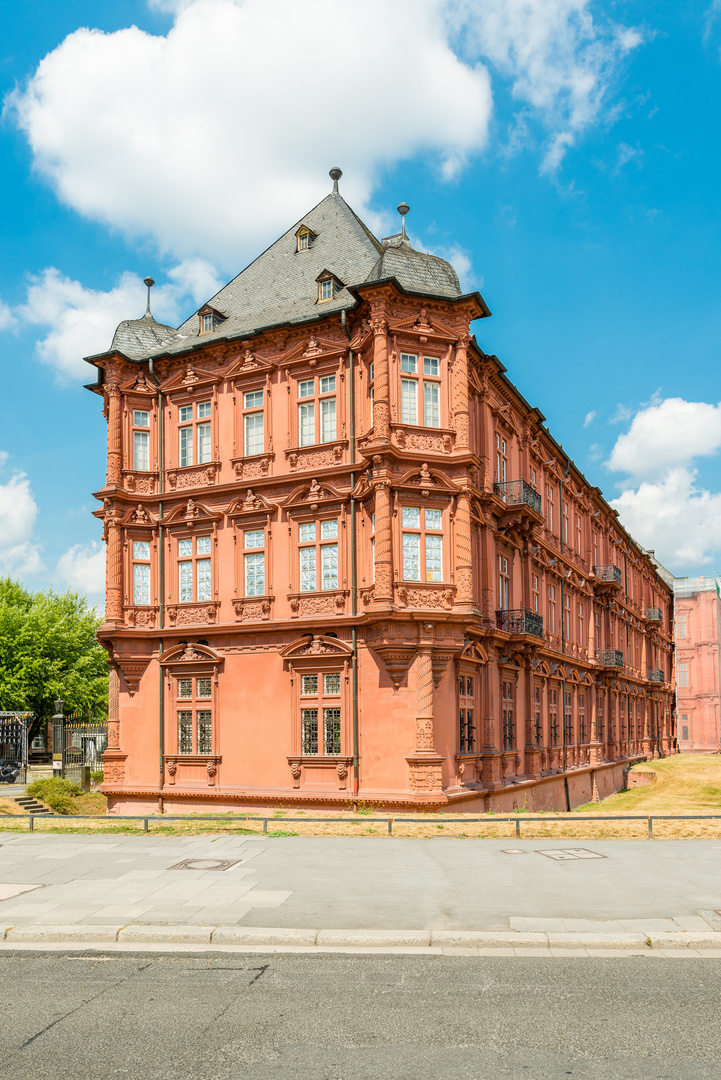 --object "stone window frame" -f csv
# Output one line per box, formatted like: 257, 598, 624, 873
166, 388, 219, 473
123, 394, 158, 476
160, 643, 223, 780
396, 500, 447, 585
165, 520, 219, 609
126, 528, 156, 609
281, 636, 353, 763
397, 351, 444, 430
291, 511, 344, 597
